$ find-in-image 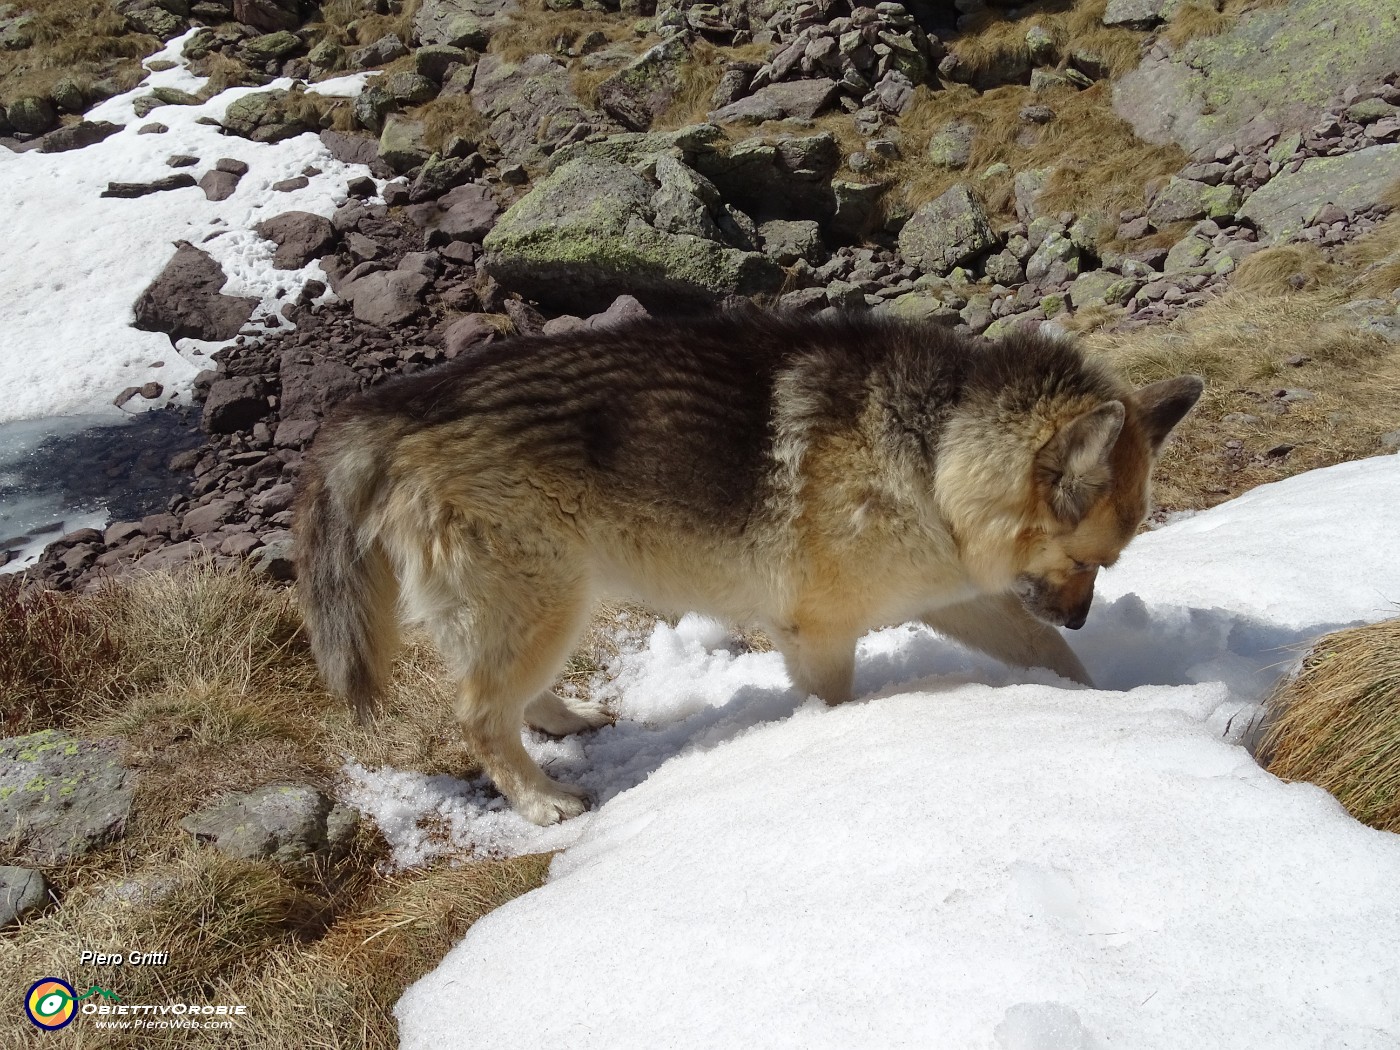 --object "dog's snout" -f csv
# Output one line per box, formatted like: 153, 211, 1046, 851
1063, 609, 1088, 630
